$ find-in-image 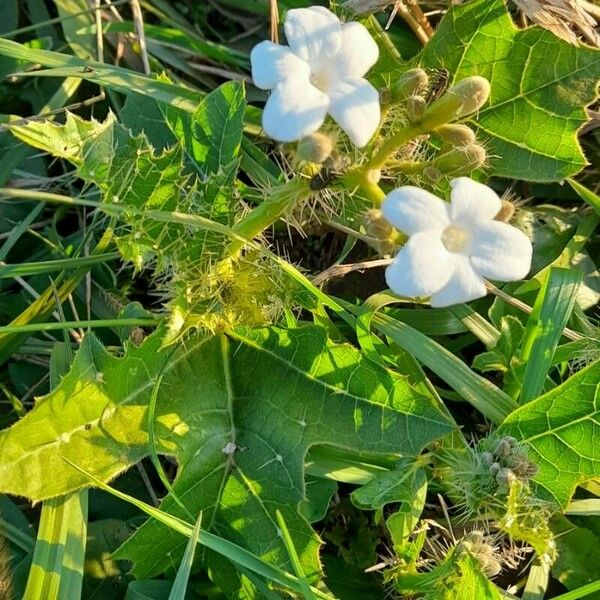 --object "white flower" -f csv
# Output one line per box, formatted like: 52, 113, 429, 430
382, 178, 532, 308
250, 6, 381, 148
